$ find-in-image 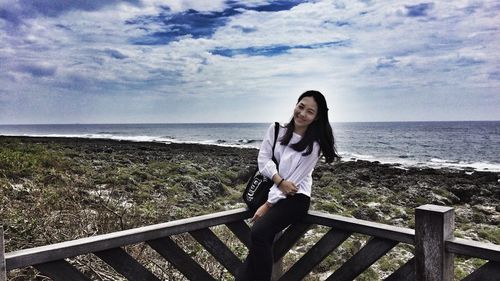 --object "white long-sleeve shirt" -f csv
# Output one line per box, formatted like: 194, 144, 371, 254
258, 123, 320, 204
